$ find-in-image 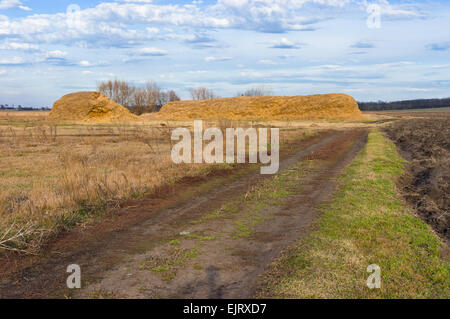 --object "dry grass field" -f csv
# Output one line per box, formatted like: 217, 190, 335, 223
1, 110, 448, 299
0, 111, 313, 254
